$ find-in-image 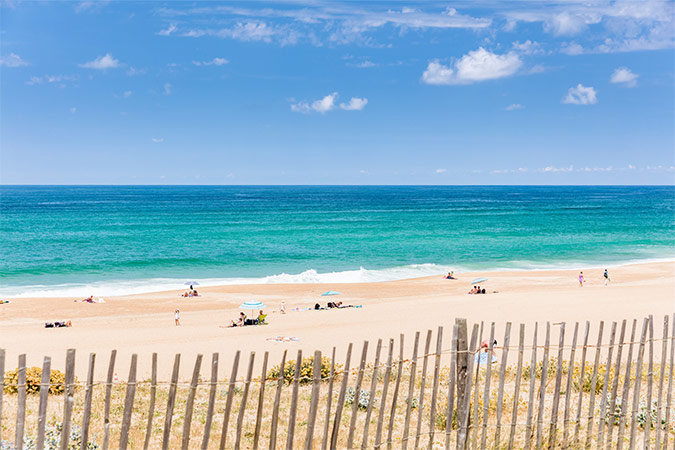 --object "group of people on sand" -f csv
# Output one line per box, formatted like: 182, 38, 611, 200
229, 310, 266, 327
314, 301, 354, 310
578, 269, 611, 287
181, 285, 199, 297
468, 285, 486, 295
